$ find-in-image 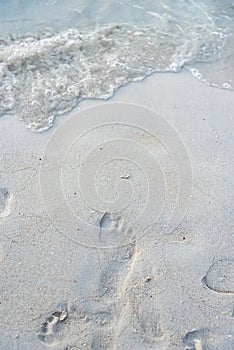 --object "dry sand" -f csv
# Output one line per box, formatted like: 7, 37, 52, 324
0, 70, 233, 349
